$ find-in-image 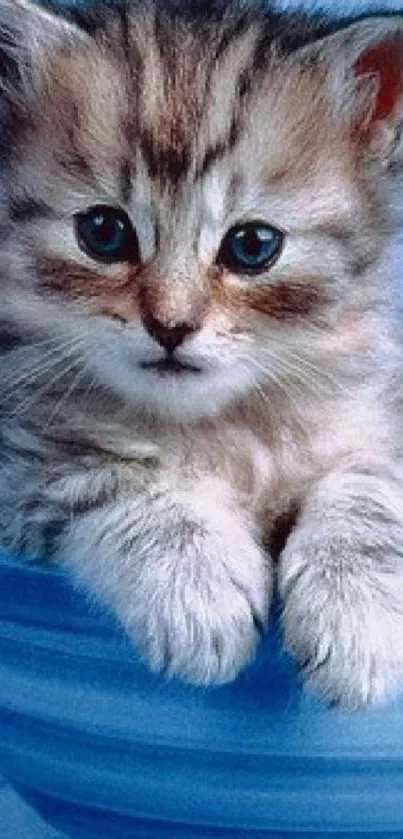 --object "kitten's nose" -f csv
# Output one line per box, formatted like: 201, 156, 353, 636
143, 313, 195, 352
